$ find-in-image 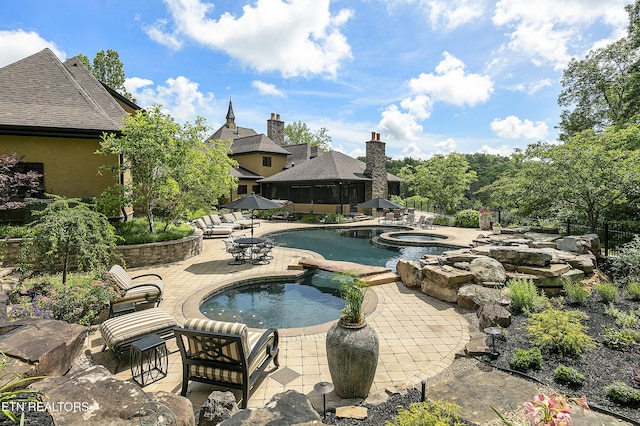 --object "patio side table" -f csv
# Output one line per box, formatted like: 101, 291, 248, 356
130, 334, 168, 387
